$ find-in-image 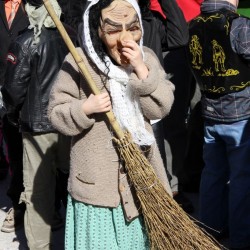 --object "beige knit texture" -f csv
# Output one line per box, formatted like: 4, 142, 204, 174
48, 47, 175, 221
